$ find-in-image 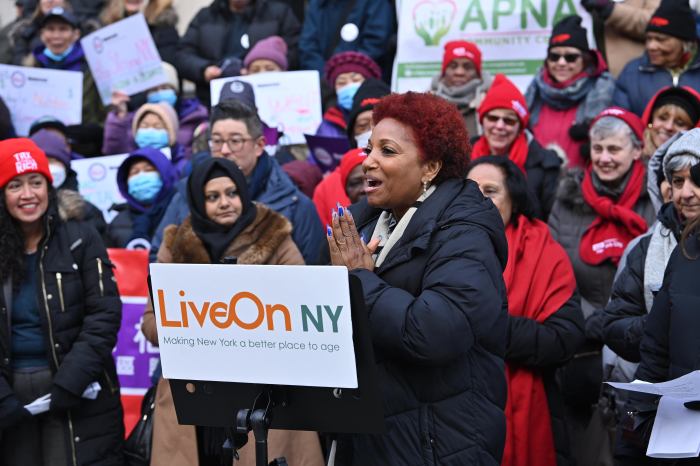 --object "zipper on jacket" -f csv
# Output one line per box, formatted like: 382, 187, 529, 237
96, 258, 104, 297
67, 412, 78, 466
103, 369, 117, 395
39, 233, 60, 370
55, 273, 65, 312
